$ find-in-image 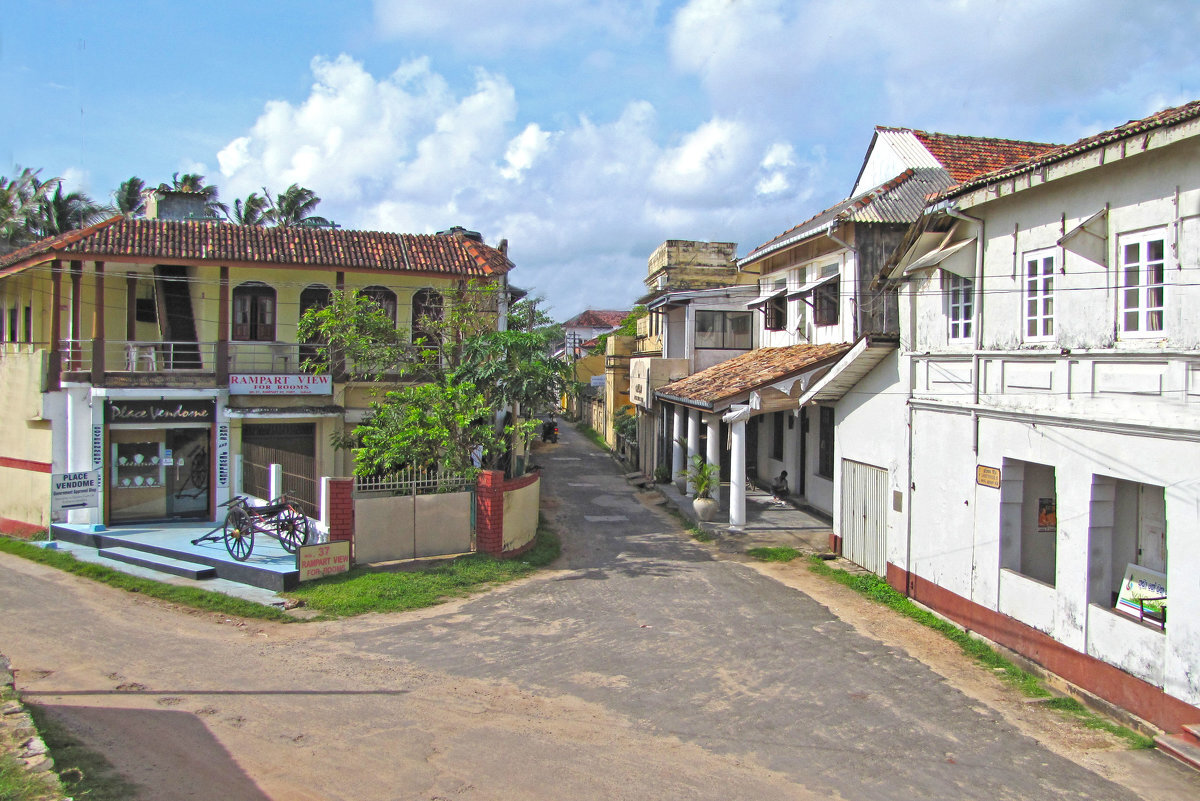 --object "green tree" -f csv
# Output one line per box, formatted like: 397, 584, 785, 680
32, 183, 111, 238
115, 176, 146, 216
229, 192, 270, 226
265, 184, 331, 228
0, 166, 59, 247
